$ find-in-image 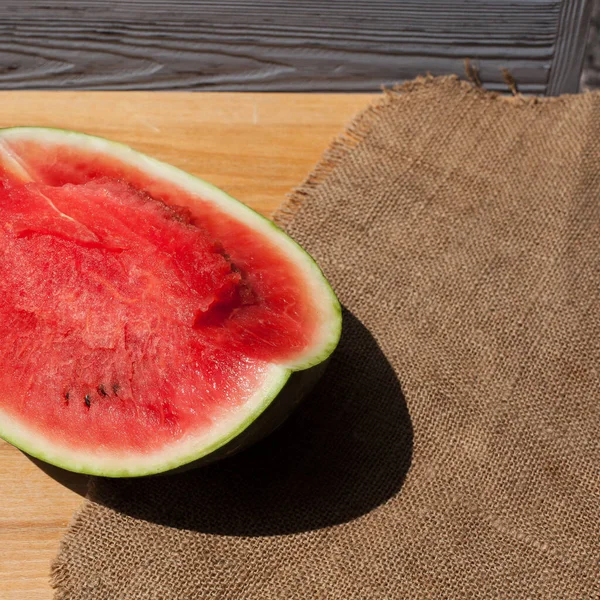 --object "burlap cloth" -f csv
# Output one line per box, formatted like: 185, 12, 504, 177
52, 76, 600, 599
